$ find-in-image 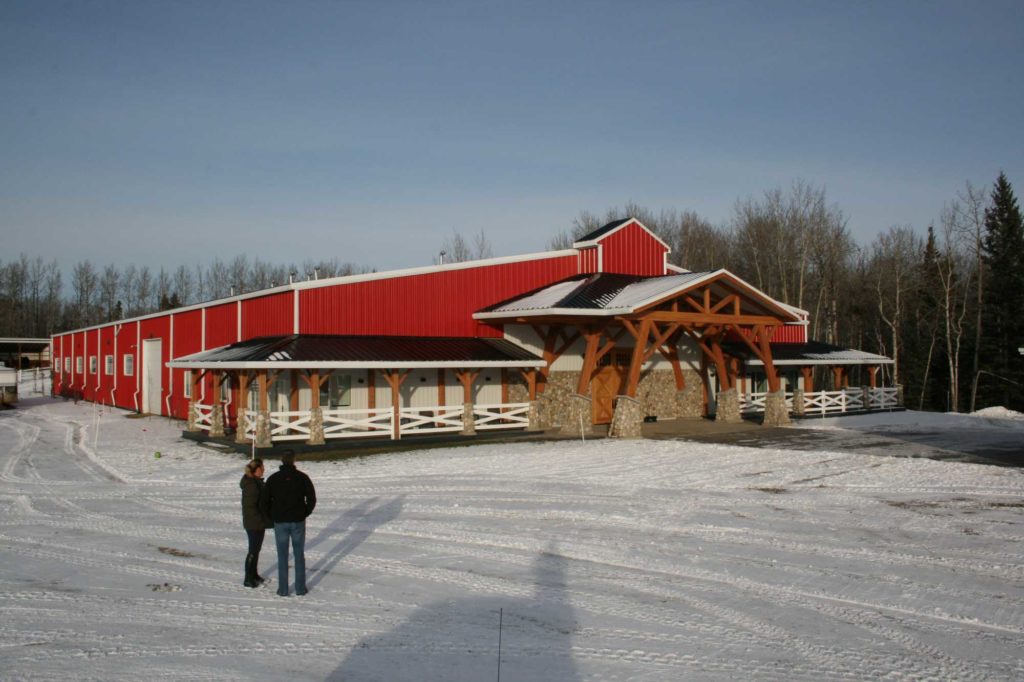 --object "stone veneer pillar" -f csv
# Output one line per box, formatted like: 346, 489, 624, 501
675, 384, 704, 418
526, 400, 541, 431
609, 395, 644, 438
461, 402, 476, 435
186, 398, 198, 432
715, 388, 742, 423
210, 403, 225, 437
561, 394, 594, 436
792, 387, 805, 417
255, 410, 272, 448
307, 407, 325, 445
235, 411, 249, 444
762, 390, 791, 426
